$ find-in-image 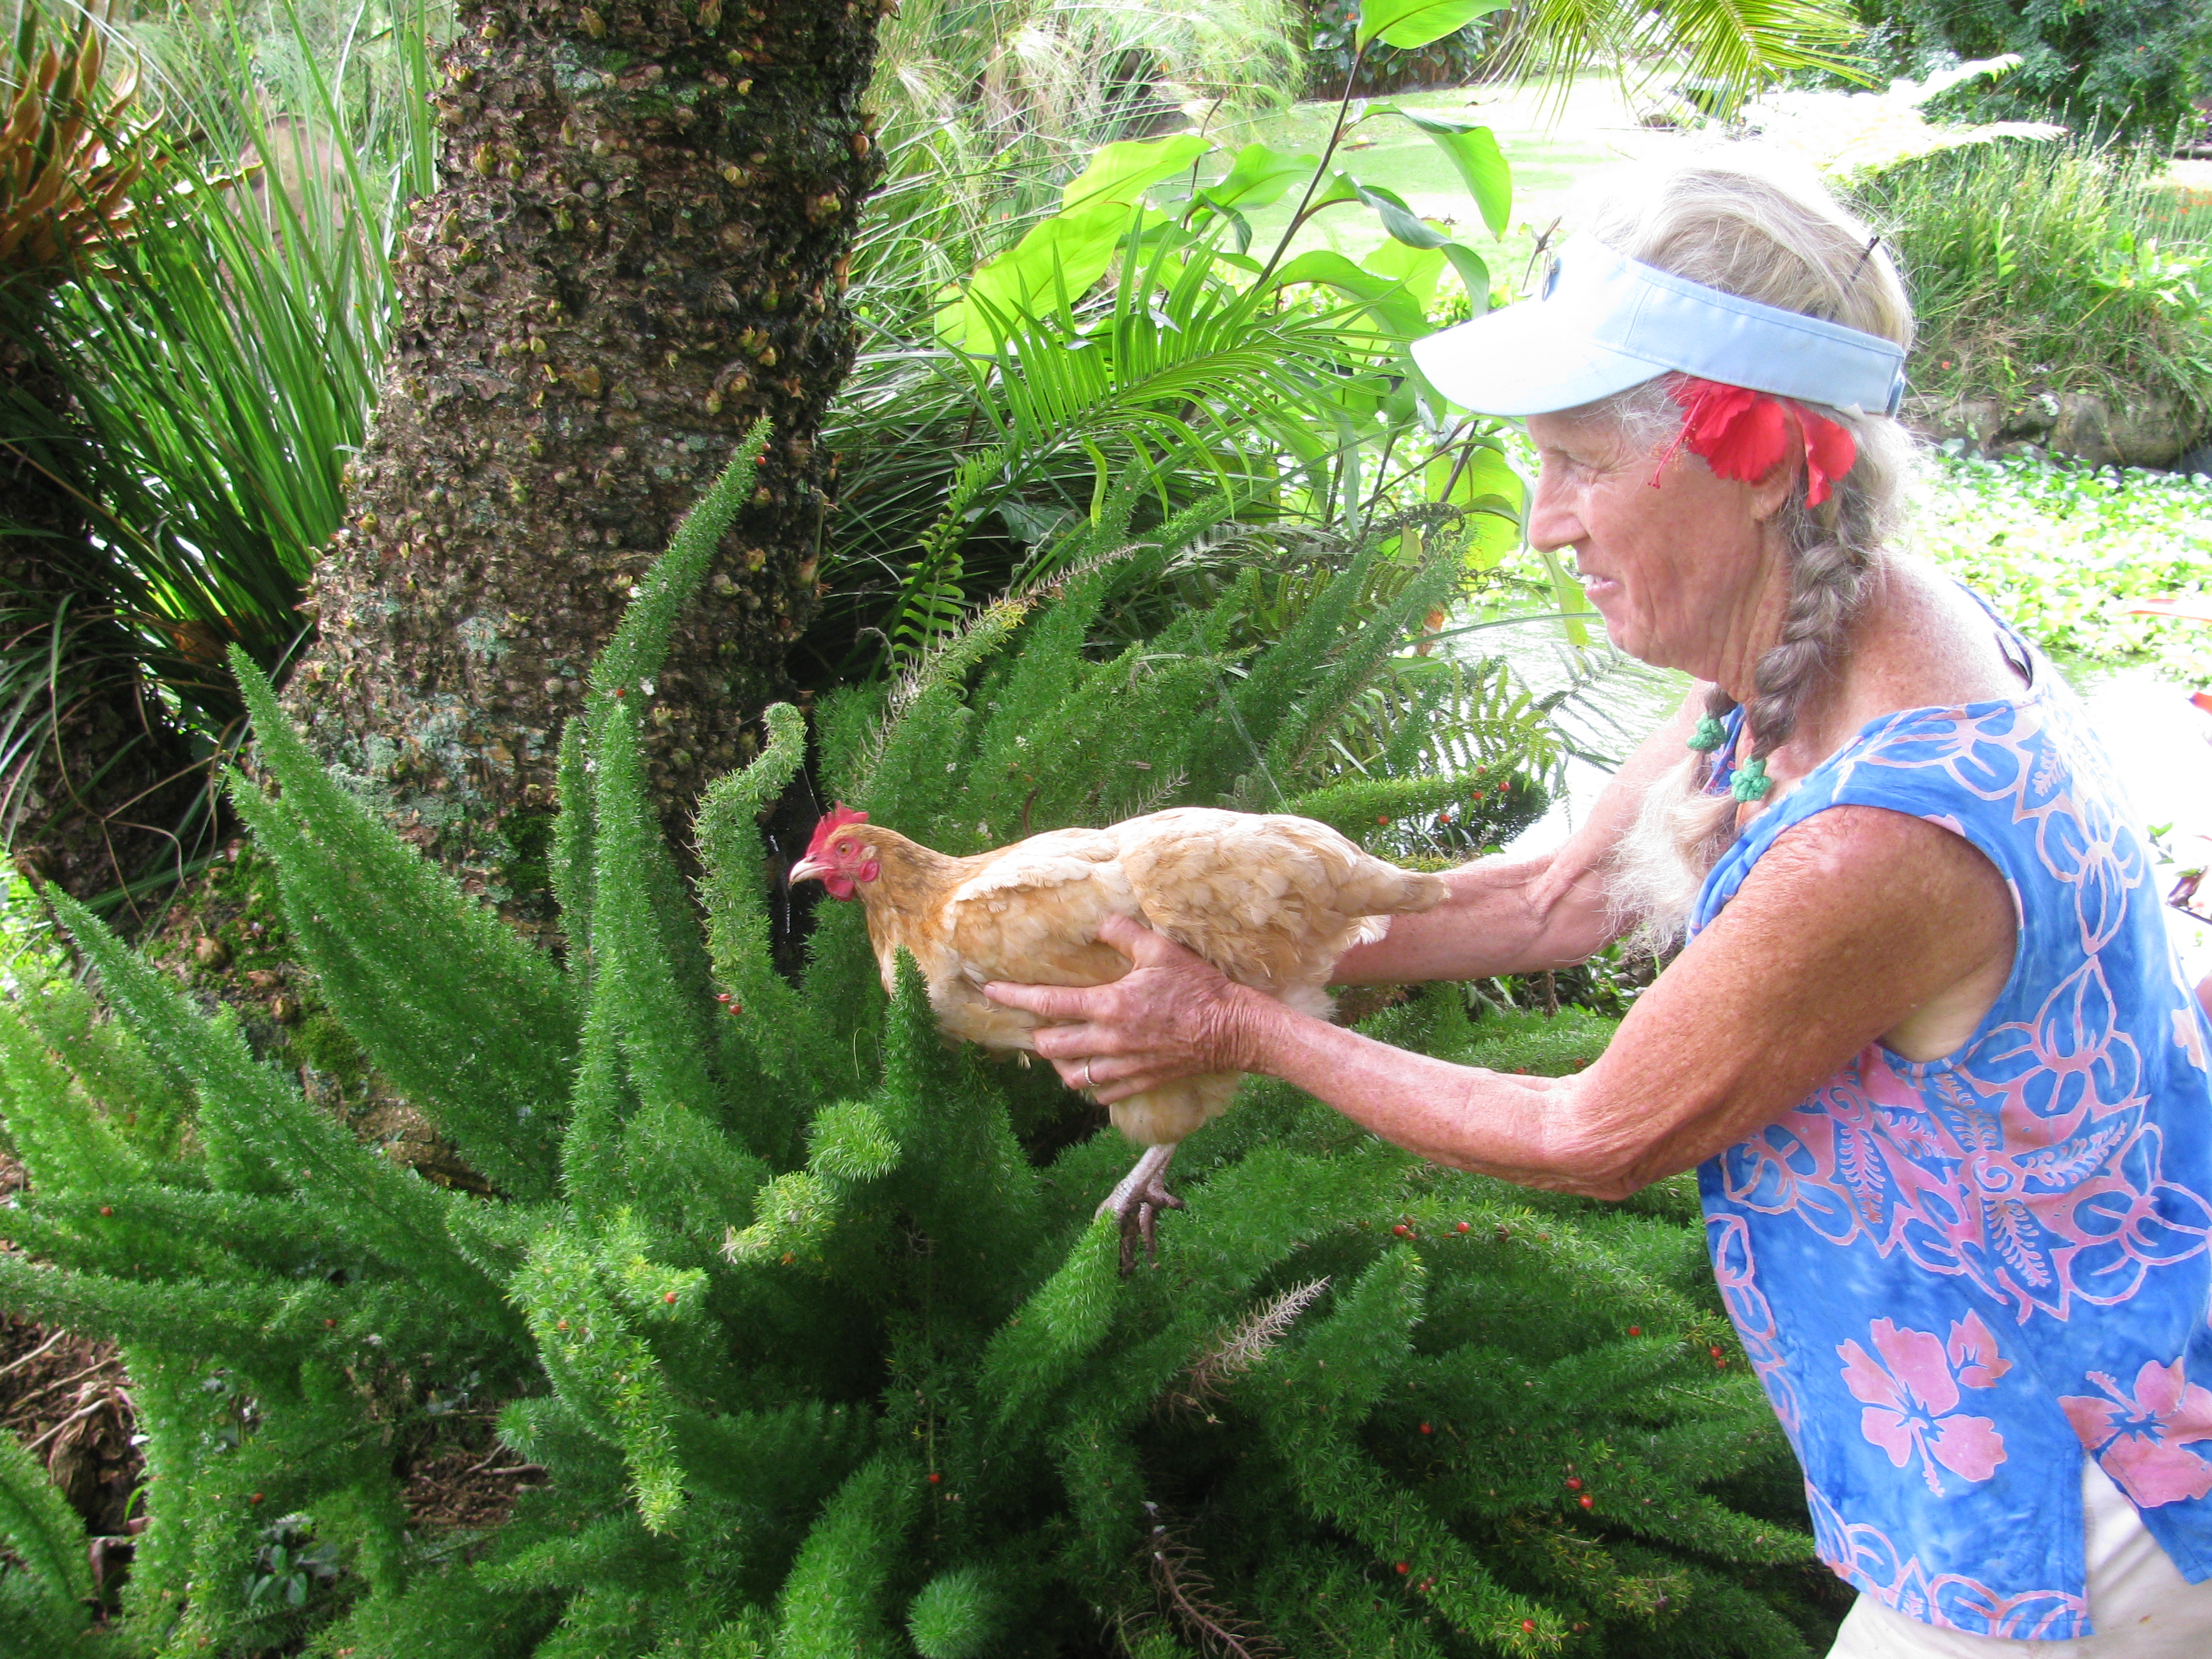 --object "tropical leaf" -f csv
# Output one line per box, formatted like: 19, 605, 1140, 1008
1060, 133, 1213, 213
1267, 249, 1431, 340
1358, 0, 1514, 52
1354, 180, 1450, 250
1198, 143, 1316, 214
882, 452, 1003, 673
1384, 107, 1512, 237
949, 228, 1394, 512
